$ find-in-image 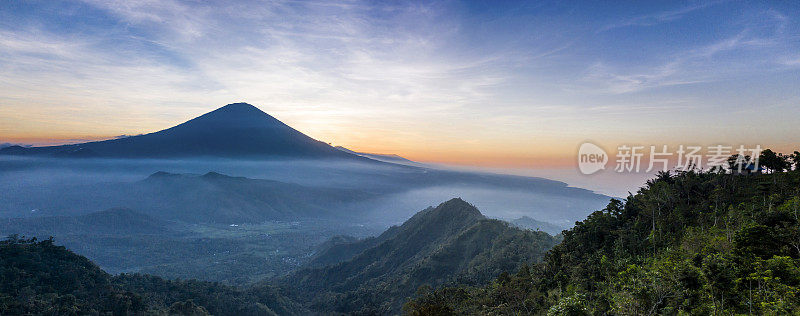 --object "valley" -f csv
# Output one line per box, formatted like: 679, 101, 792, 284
0, 103, 607, 288
2, 2, 799, 314
4, 103, 795, 314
